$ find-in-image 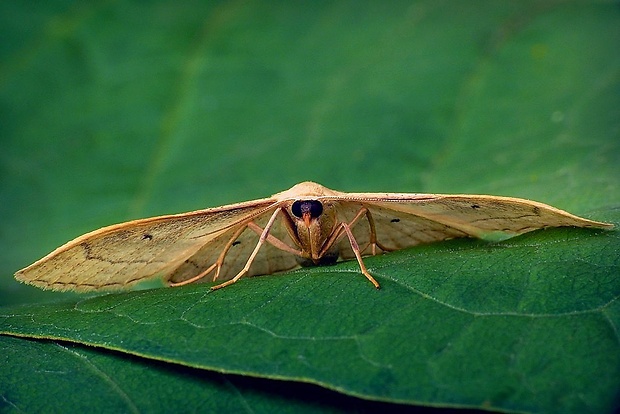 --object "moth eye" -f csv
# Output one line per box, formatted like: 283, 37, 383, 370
307, 200, 323, 218
291, 200, 323, 219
